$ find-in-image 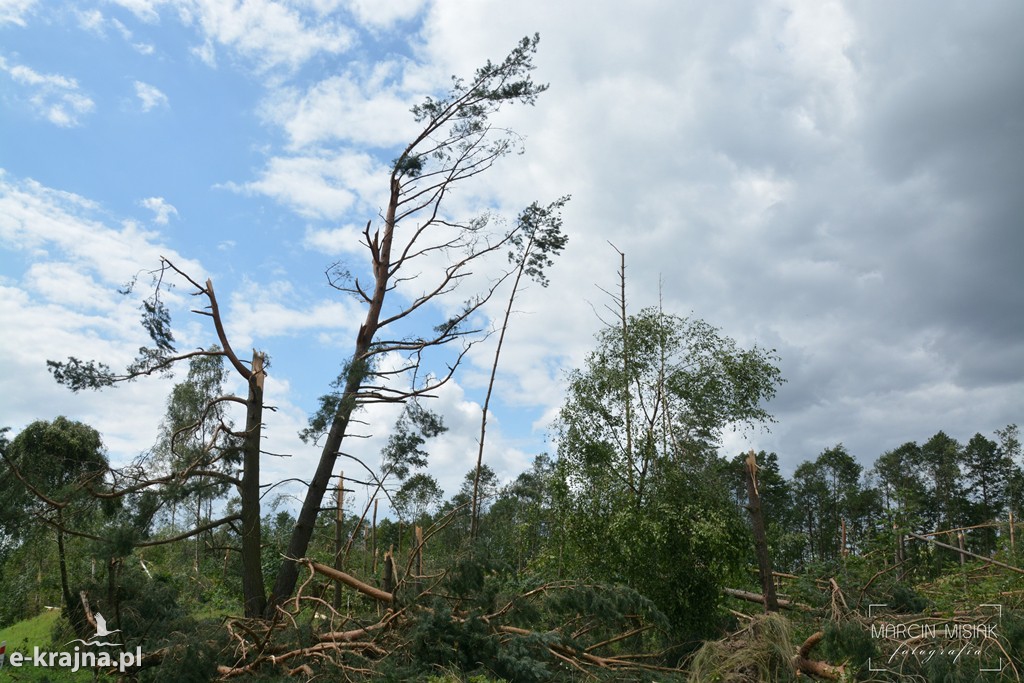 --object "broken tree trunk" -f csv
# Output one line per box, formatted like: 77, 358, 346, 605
793, 631, 845, 680
333, 472, 345, 611
744, 450, 779, 612
382, 549, 395, 596
722, 588, 811, 612
304, 560, 393, 604
240, 350, 267, 618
